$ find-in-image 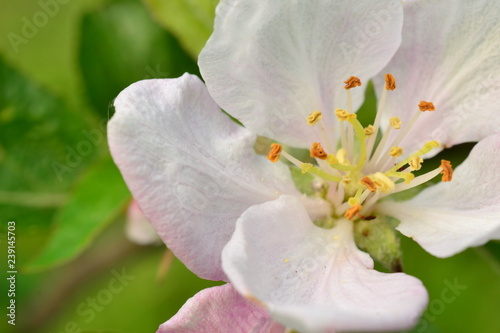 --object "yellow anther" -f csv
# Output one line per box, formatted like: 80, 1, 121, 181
267, 143, 282, 163
385, 73, 396, 91
301, 163, 313, 174
344, 76, 362, 90
327, 154, 339, 165
364, 125, 375, 137
360, 176, 377, 192
440, 160, 453, 182
348, 197, 360, 206
389, 146, 403, 158
423, 140, 440, 151
335, 108, 356, 121
418, 101, 435, 112
409, 156, 424, 171
336, 148, 350, 165
389, 116, 402, 129
345, 204, 362, 220
307, 110, 323, 125
310, 142, 328, 160
372, 172, 395, 193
